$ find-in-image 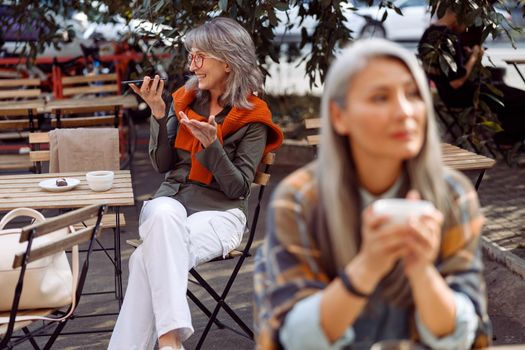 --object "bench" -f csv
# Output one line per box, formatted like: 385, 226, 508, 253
304, 117, 496, 190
